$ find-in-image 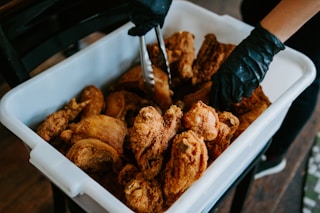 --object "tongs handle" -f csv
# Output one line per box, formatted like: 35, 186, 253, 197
139, 35, 155, 96
139, 25, 171, 97
155, 25, 171, 84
